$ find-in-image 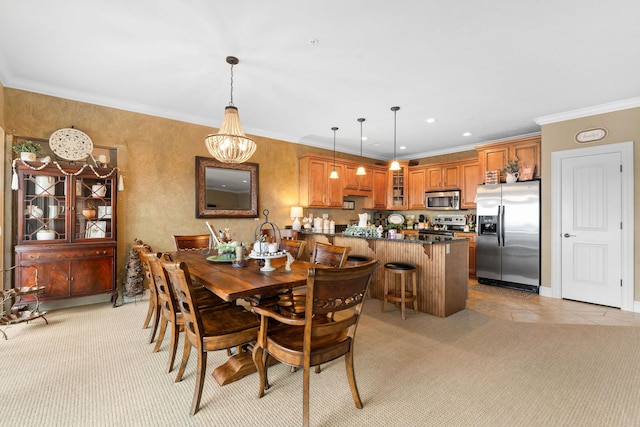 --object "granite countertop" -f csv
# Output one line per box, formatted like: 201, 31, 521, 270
299, 231, 466, 244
